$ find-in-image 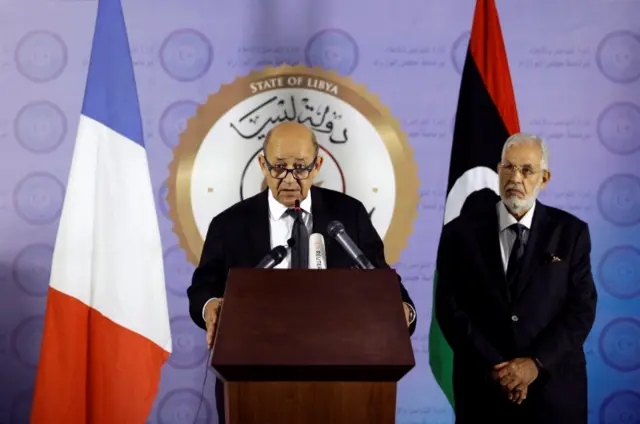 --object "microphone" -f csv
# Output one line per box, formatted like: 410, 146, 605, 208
327, 220, 375, 270
255, 245, 288, 269
308, 233, 327, 269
